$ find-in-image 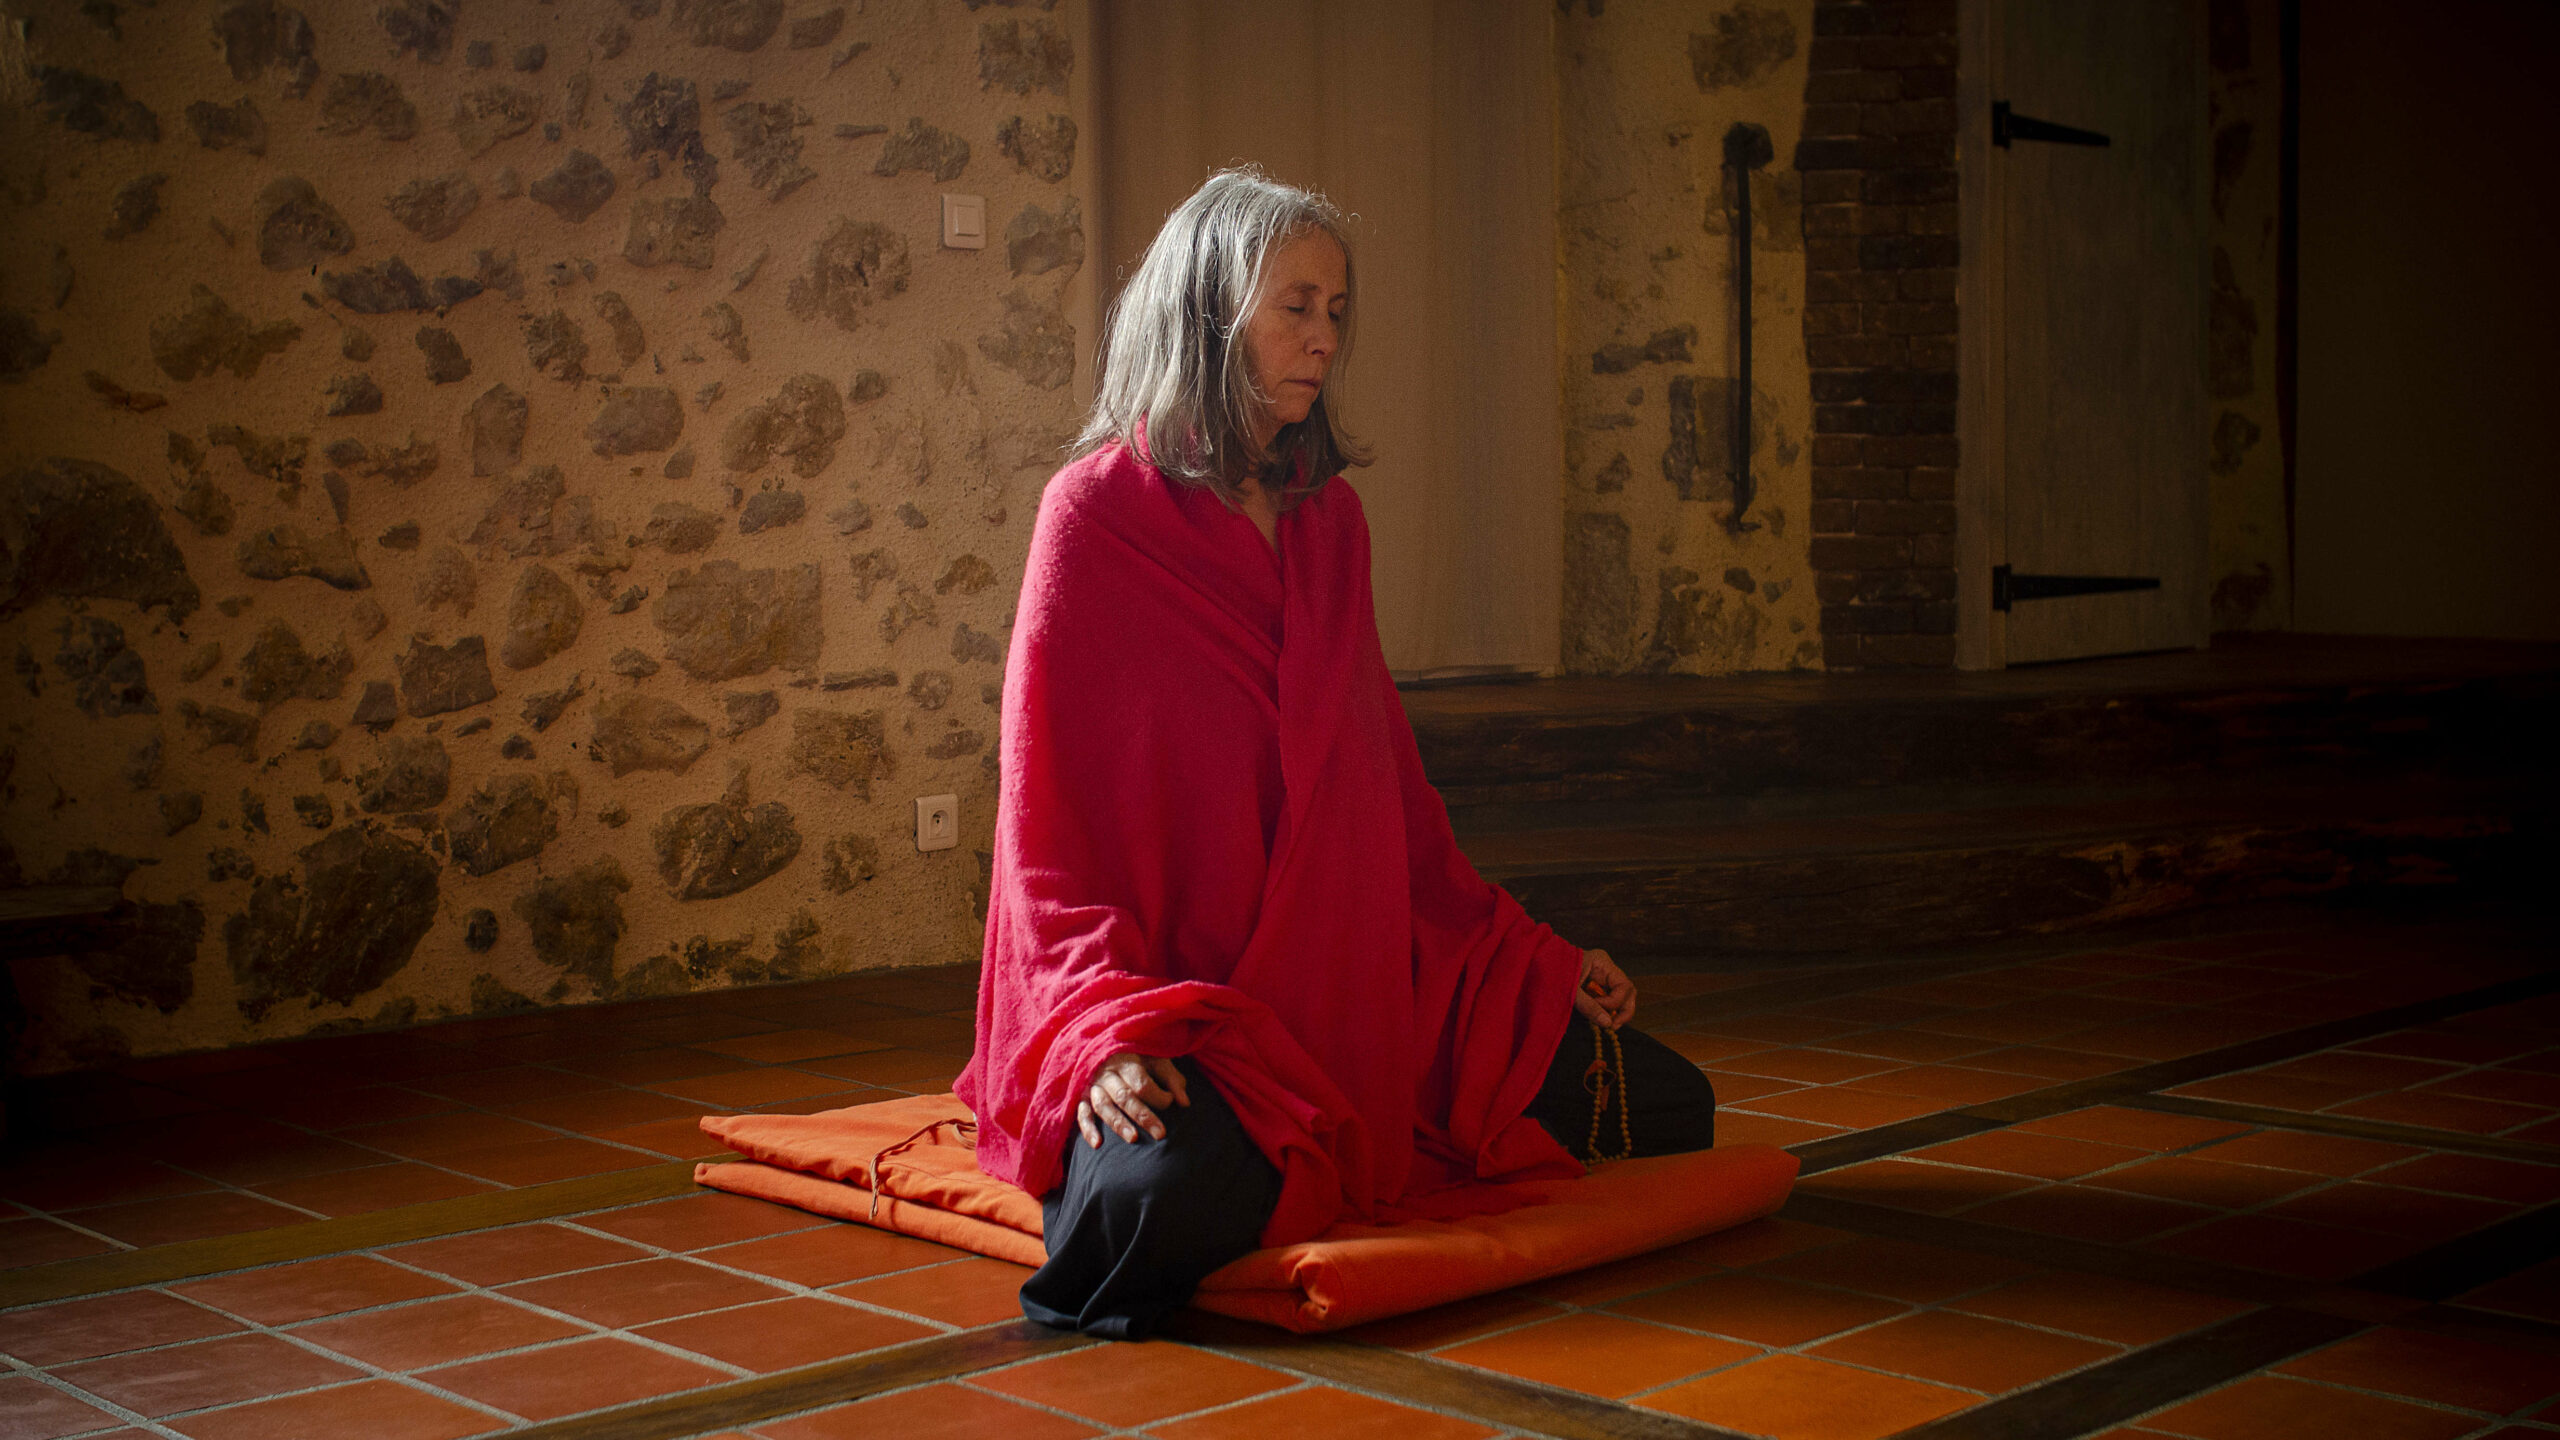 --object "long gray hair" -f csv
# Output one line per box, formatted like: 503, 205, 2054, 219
1073, 166, 1371, 506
